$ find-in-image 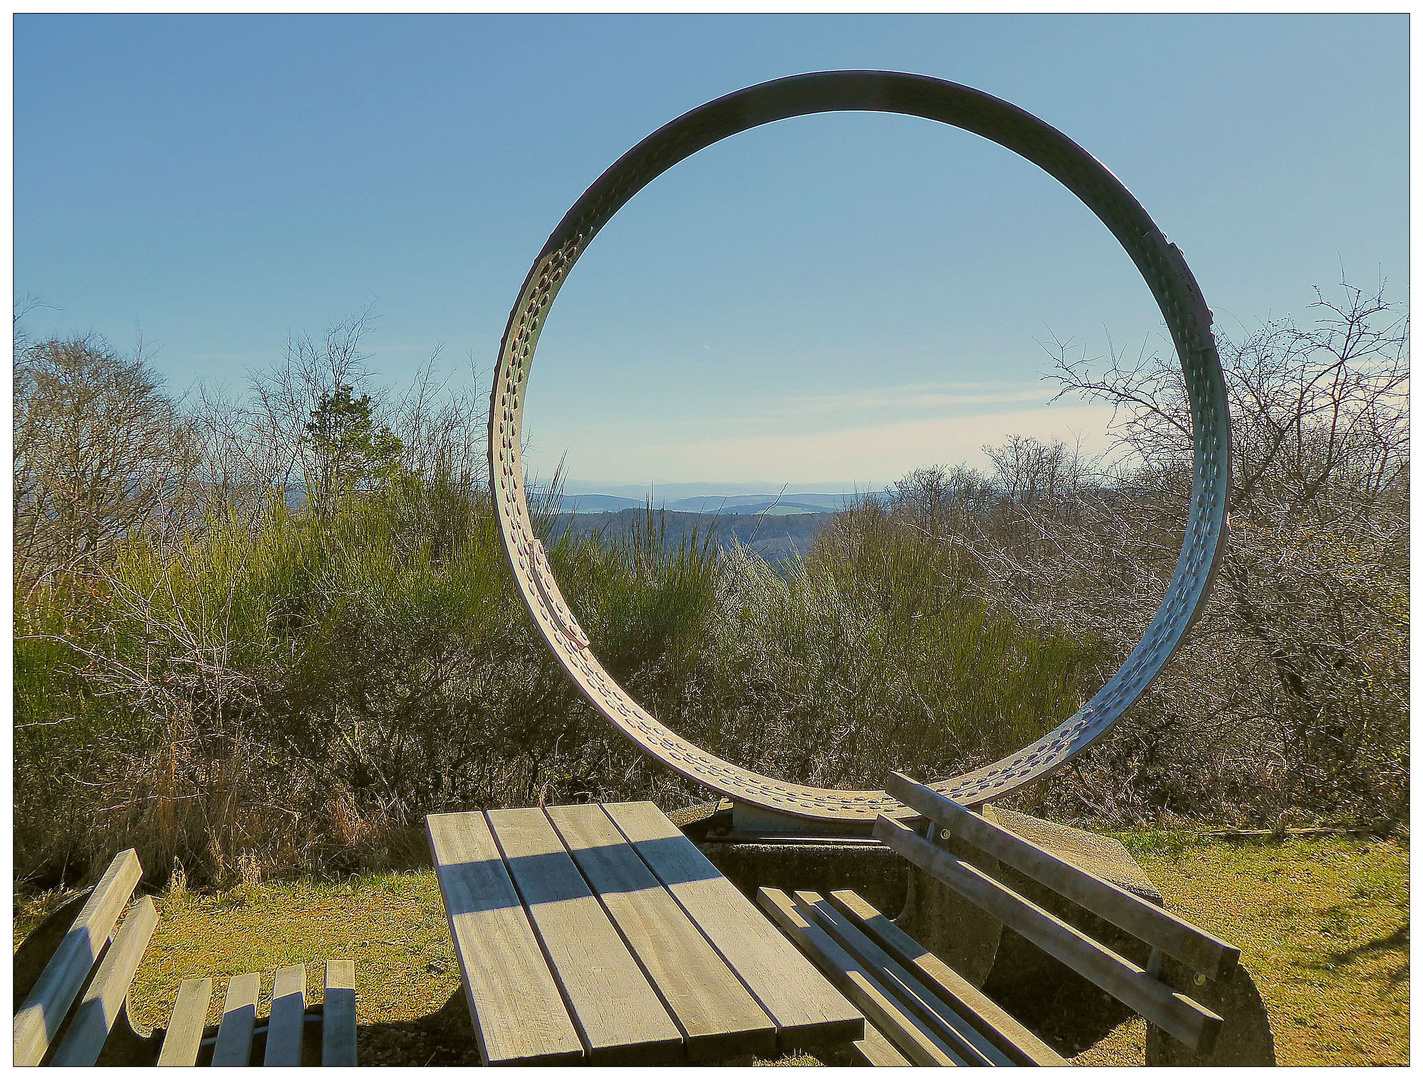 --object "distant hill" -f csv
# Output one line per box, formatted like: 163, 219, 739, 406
550, 508, 840, 564
554, 493, 645, 513
554, 491, 881, 516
